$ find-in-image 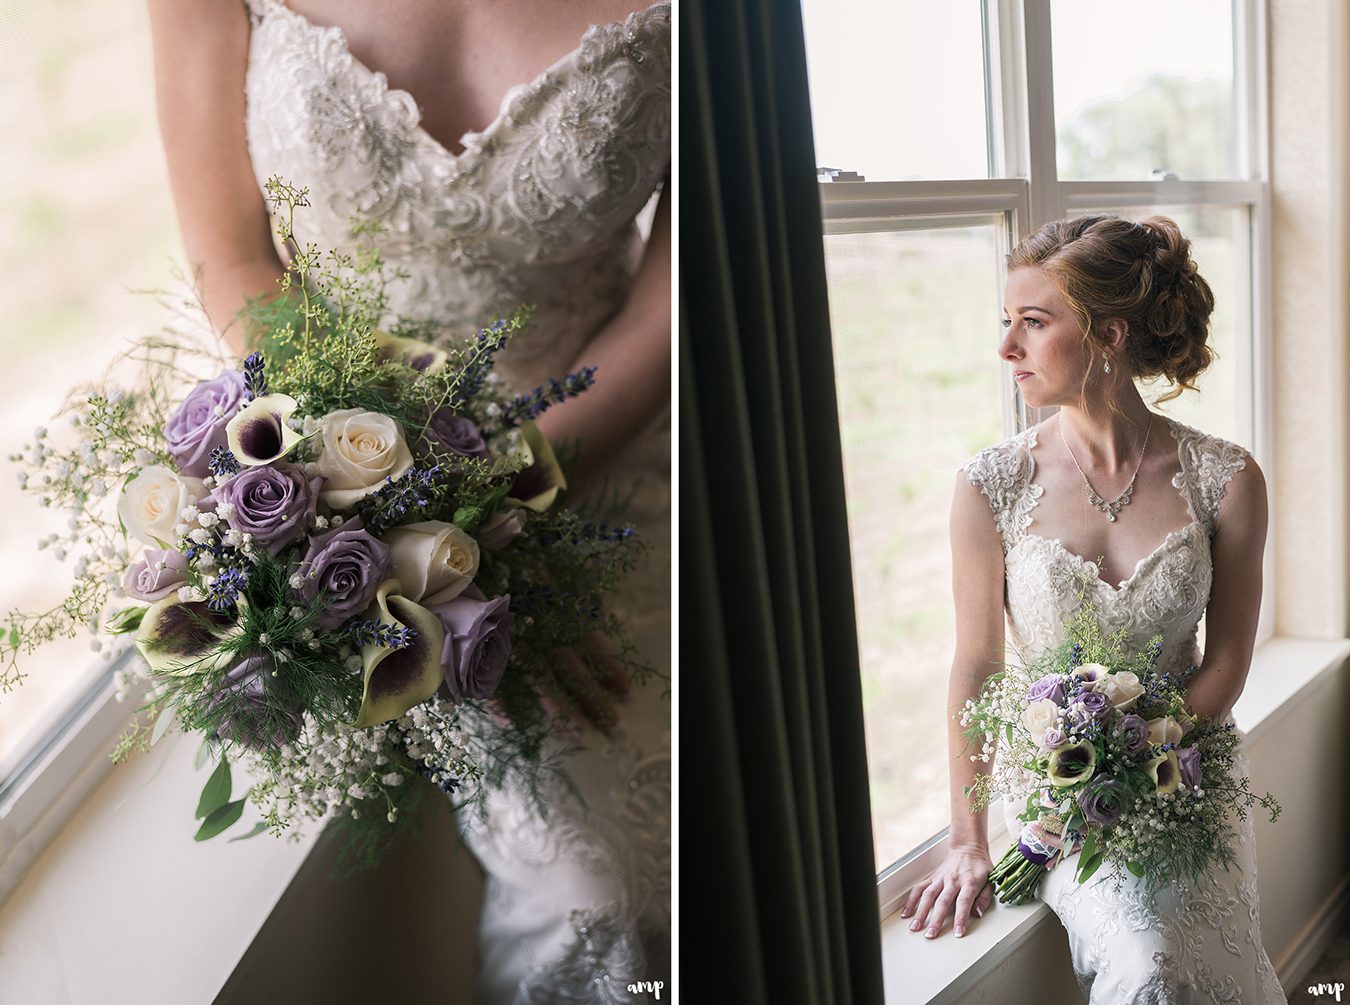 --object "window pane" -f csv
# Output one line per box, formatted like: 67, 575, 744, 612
1052, 0, 1238, 181
824, 224, 1006, 871
1065, 206, 1249, 447
0, 1, 179, 770
801, 2, 989, 181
